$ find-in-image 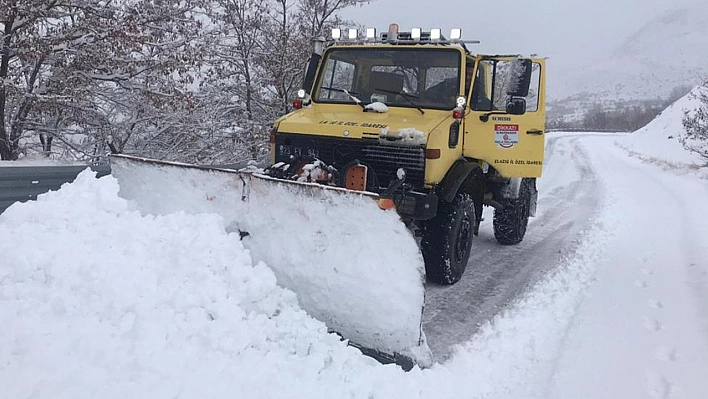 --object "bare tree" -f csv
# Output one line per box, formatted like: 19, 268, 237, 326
0, 0, 211, 161
298, 0, 368, 37
681, 83, 708, 164
1, 0, 374, 162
